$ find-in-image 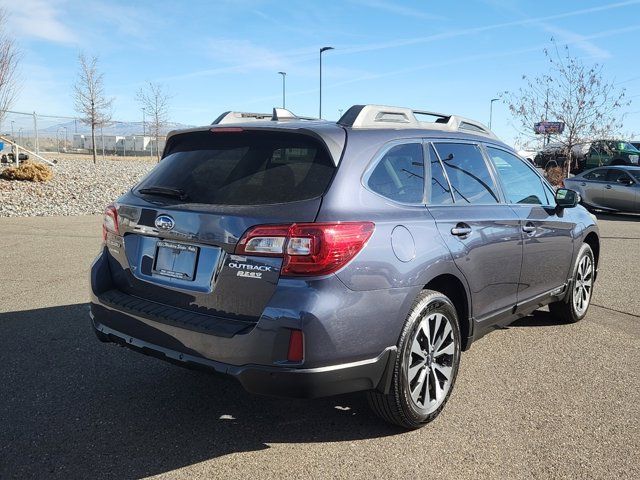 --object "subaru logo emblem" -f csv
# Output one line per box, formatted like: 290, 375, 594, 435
155, 215, 175, 231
